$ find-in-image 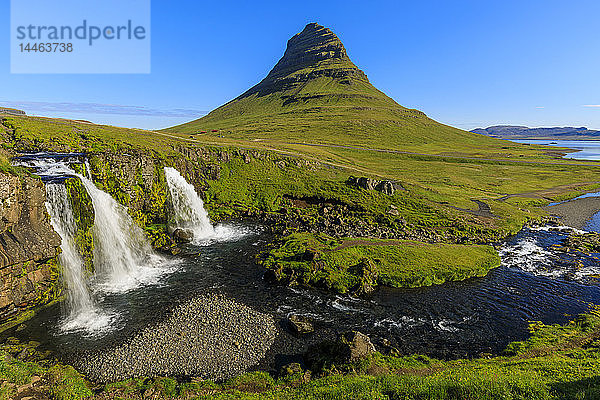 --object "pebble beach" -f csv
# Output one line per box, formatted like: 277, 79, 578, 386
77, 294, 277, 382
